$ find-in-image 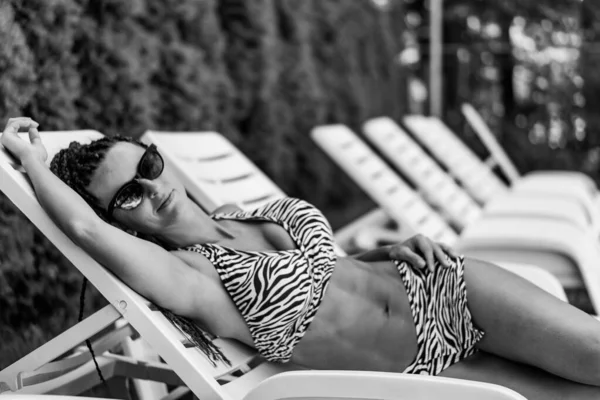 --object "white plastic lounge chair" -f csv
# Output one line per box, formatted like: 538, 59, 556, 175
363, 117, 593, 235
403, 114, 600, 235
0, 131, 528, 400
145, 130, 568, 303
310, 124, 600, 313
